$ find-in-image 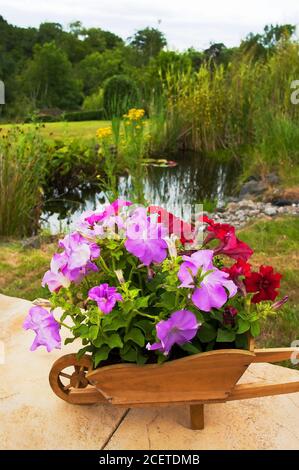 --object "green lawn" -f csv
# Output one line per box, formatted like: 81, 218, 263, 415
0, 216, 298, 354
0, 120, 110, 140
